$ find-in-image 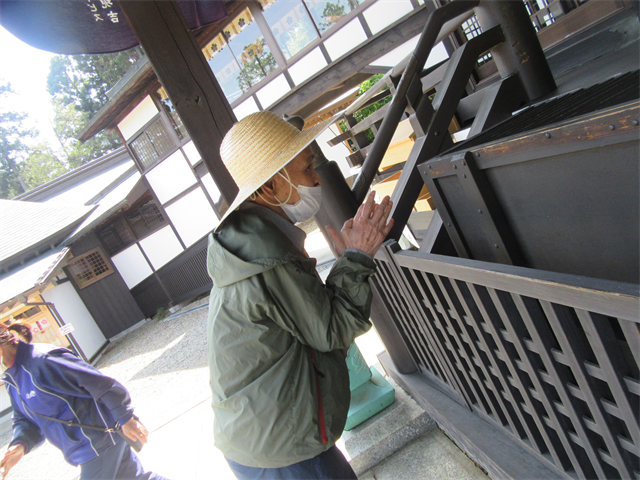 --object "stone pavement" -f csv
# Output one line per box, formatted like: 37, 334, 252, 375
0, 295, 489, 480
0, 296, 219, 480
